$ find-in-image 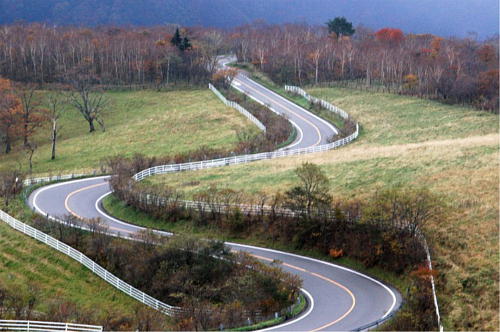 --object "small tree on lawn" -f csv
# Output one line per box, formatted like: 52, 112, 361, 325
285, 162, 332, 217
